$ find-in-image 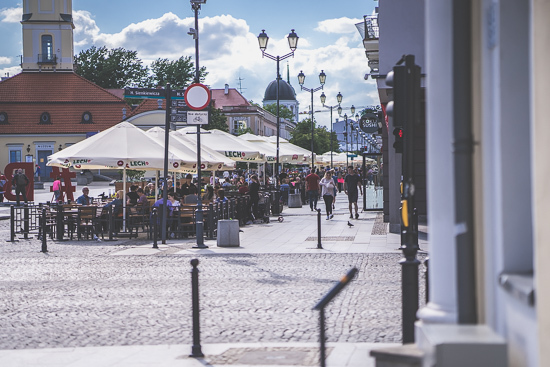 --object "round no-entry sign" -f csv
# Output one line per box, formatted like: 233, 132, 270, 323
184, 83, 211, 110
